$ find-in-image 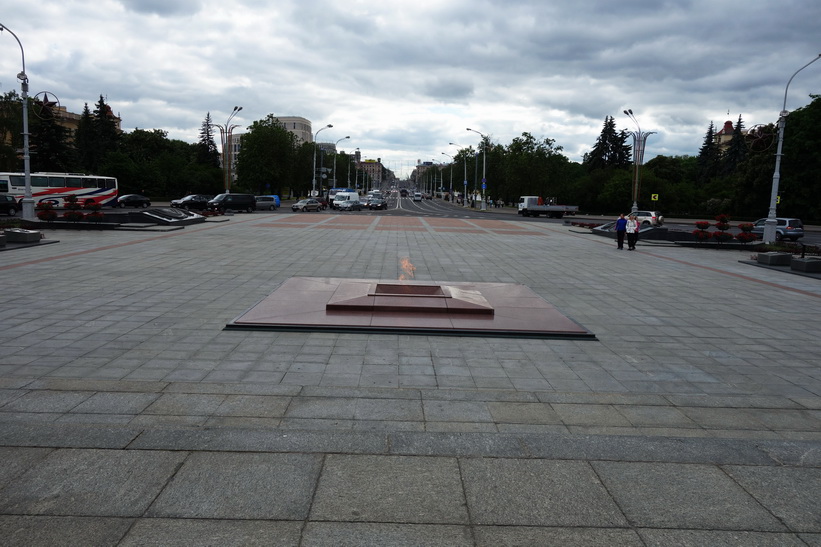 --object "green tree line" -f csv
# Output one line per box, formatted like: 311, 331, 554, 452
2, 91, 819, 220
